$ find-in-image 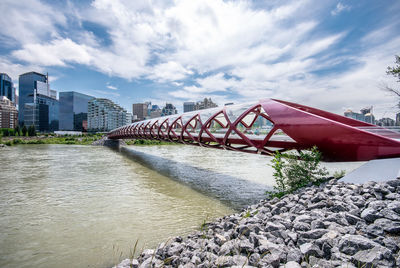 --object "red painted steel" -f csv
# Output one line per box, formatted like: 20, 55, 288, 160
108, 99, 400, 161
